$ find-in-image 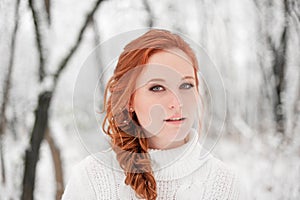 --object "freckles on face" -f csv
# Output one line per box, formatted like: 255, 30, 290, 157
131, 48, 199, 139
